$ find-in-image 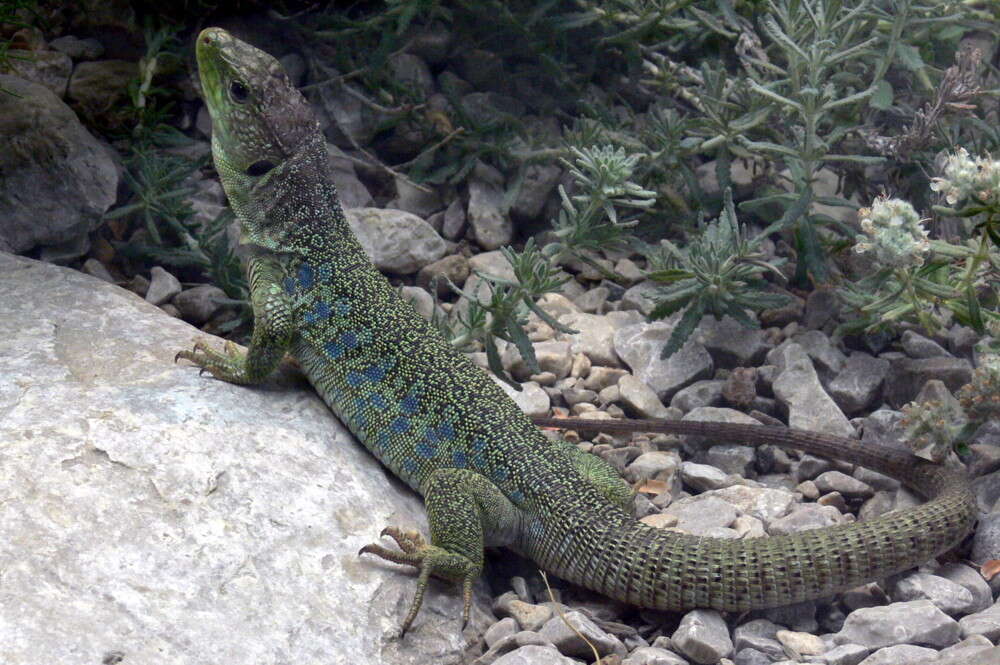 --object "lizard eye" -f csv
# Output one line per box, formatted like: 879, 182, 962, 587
246, 160, 275, 177
229, 80, 249, 103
